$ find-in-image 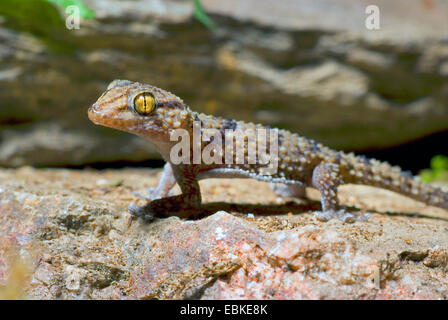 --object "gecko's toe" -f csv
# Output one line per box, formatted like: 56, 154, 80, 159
313, 210, 350, 222
128, 203, 154, 222
357, 212, 371, 222
342, 211, 371, 222
313, 210, 370, 223
313, 210, 334, 221
340, 212, 356, 223
318, 210, 355, 222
